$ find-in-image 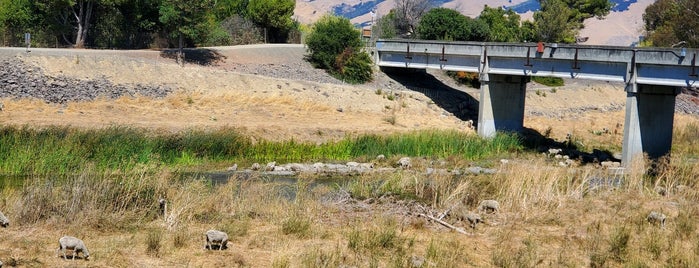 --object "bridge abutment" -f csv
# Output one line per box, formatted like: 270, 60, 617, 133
477, 74, 528, 137
622, 84, 680, 166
